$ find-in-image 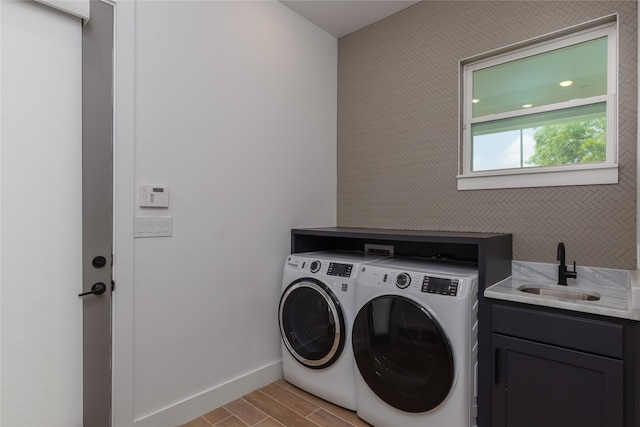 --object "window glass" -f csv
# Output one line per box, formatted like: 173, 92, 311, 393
472, 37, 607, 118
472, 103, 606, 171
